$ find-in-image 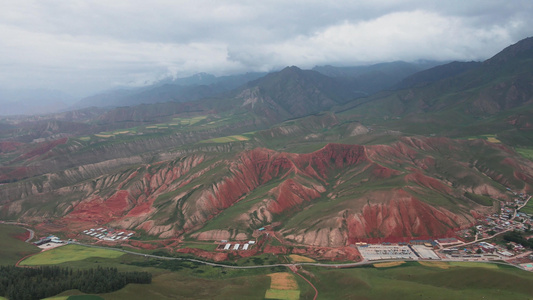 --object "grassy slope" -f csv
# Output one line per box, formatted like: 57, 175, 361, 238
0, 224, 40, 265
305, 262, 533, 299
20, 244, 123, 266
102, 272, 269, 300
516, 147, 533, 161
